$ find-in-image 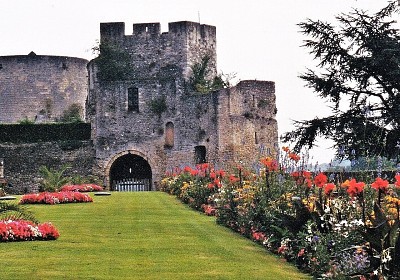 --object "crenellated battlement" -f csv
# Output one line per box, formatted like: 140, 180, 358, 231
100, 21, 216, 41
99, 21, 217, 79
